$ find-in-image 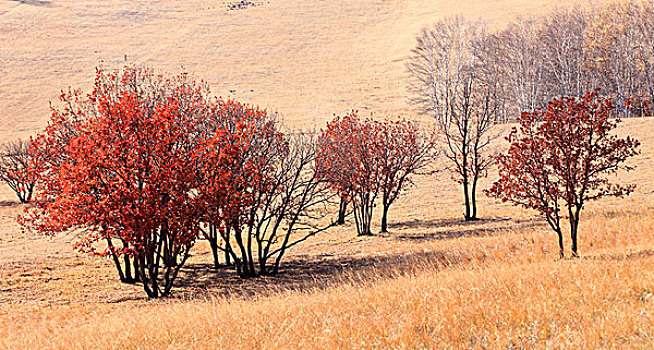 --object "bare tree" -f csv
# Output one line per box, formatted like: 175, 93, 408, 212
0, 139, 37, 203
407, 18, 498, 220
441, 74, 498, 220
406, 16, 482, 128
492, 17, 547, 116
539, 8, 590, 99
584, 2, 643, 117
